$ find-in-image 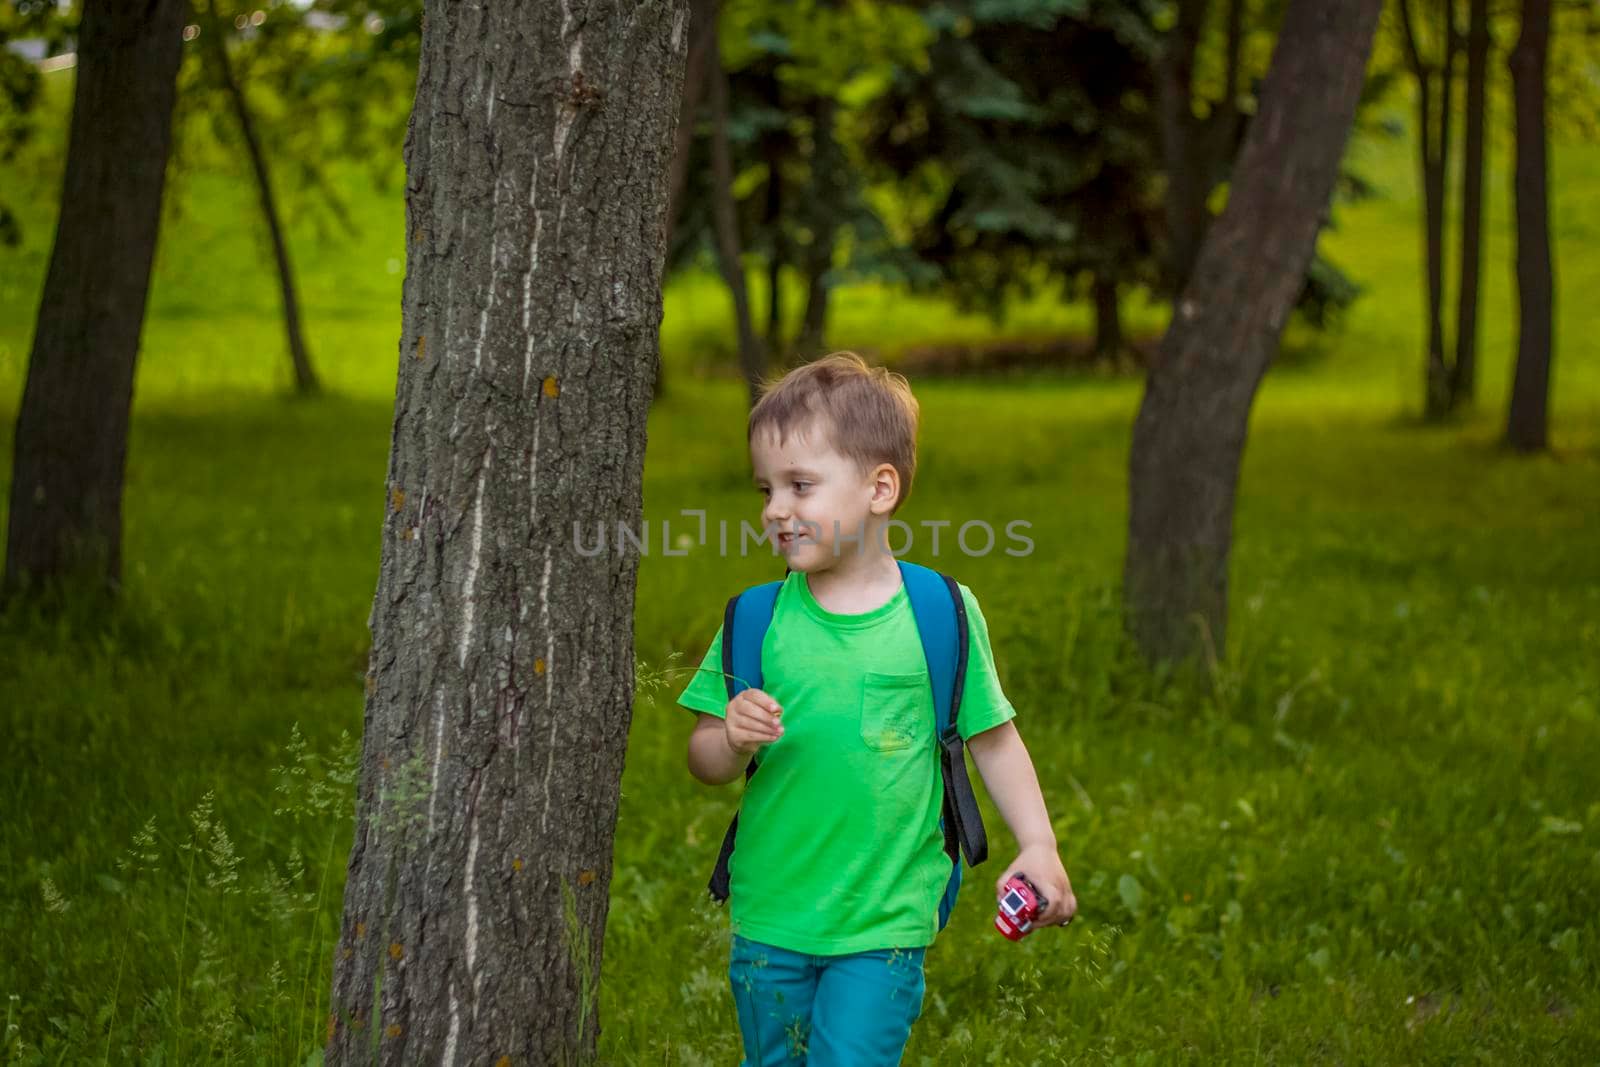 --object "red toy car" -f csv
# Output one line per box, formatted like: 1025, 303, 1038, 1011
995, 873, 1048, 940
